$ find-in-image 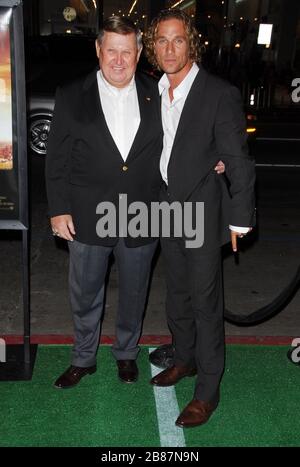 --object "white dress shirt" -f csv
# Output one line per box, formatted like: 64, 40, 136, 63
97, 70, 140, 161
158, 63, 249, 234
